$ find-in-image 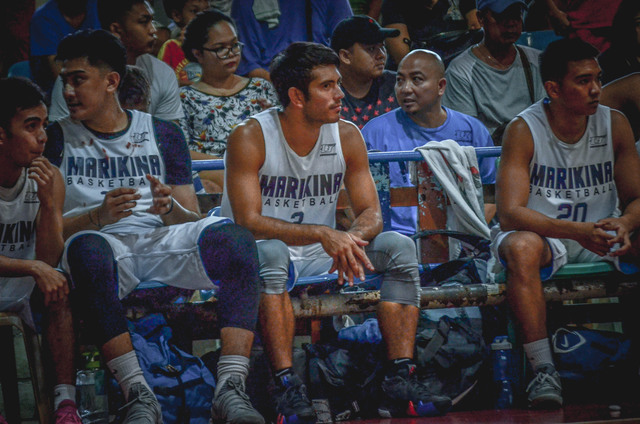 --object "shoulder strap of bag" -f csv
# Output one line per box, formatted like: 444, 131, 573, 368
516, 45, 535, 104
